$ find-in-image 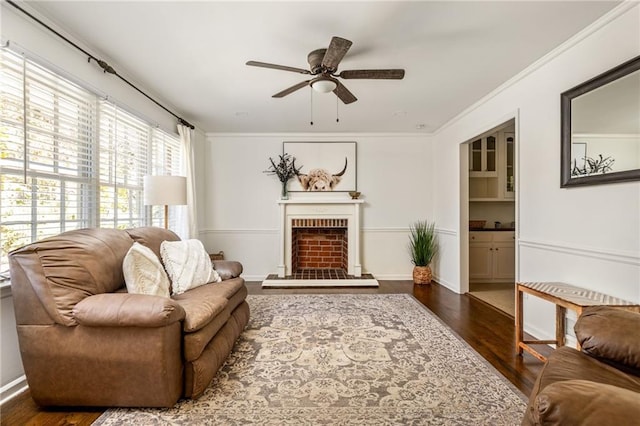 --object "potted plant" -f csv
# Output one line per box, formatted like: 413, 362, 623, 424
408, 220, 438, 285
